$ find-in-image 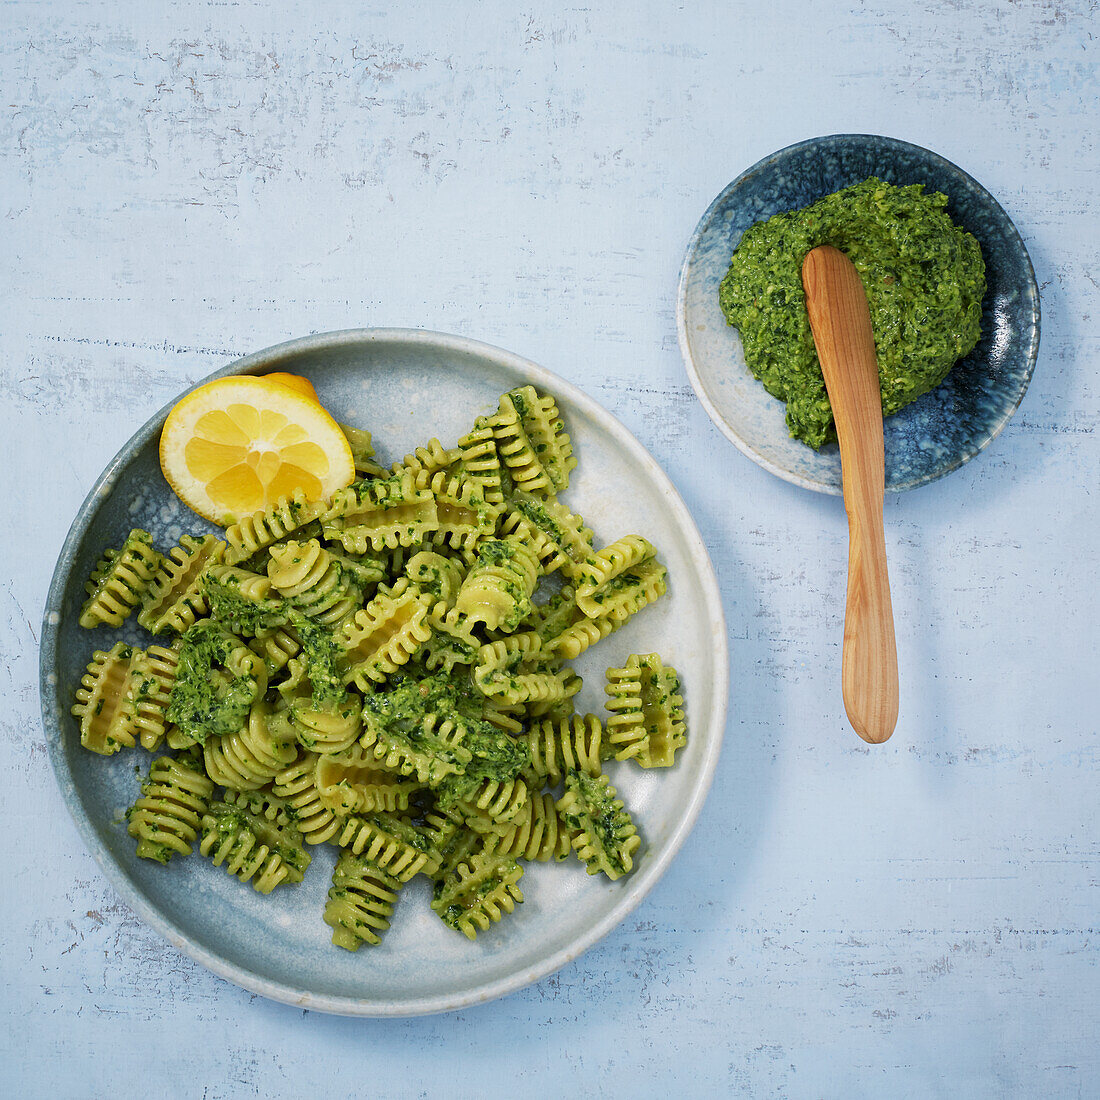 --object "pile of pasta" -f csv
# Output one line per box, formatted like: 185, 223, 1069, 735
71, 385, 687, 950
